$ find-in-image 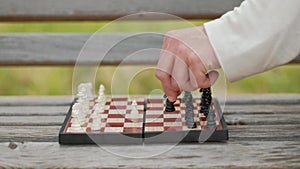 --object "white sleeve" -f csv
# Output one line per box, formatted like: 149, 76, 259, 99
204, 0, 300, 82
